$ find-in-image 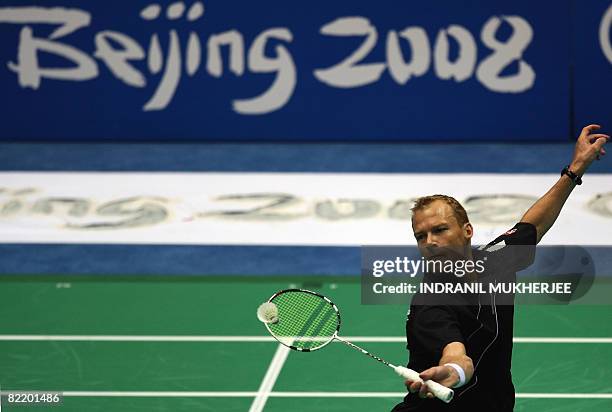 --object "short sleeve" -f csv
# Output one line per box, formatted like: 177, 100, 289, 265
502, 222, 538, 246
481, 222, 537, 272
407, 305, 464, 360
